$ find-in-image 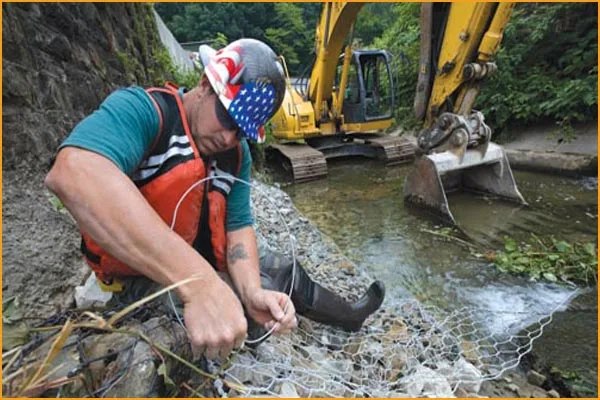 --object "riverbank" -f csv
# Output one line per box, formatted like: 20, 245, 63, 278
3, 123, 595, 396
502, 121, 597, 176
3, 175, 564, 397
250, 180, 565, 397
